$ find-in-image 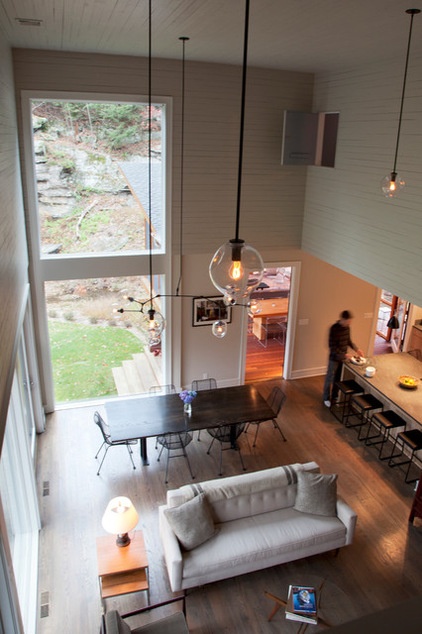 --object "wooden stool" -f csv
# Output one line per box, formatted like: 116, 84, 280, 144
388, 429, 422, 483
363, 410, 407, 460
343, 393, 383, 436
331, 380, 364, 424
